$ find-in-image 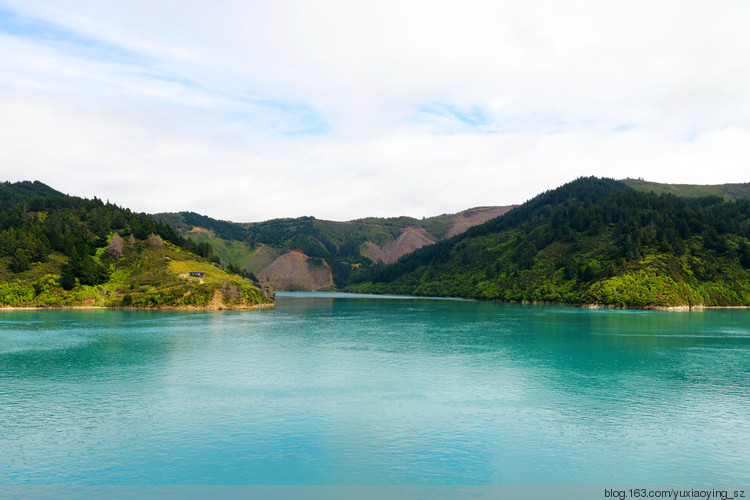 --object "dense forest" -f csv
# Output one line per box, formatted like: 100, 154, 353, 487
349, 177, 750, 308
0, 181, 268, 308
